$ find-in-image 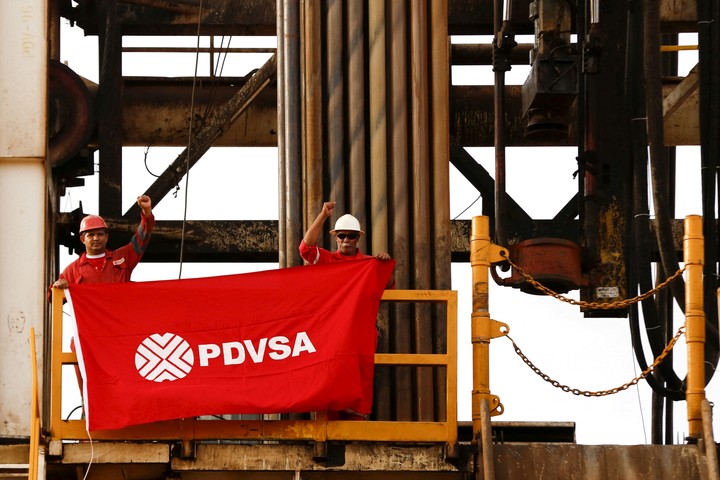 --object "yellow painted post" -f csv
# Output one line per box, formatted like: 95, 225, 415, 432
470, 216, 491, 437
50, 288, 65, 439
684, 215, 705, 438
469, 216, 507, 439
29, 327, 38, 480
